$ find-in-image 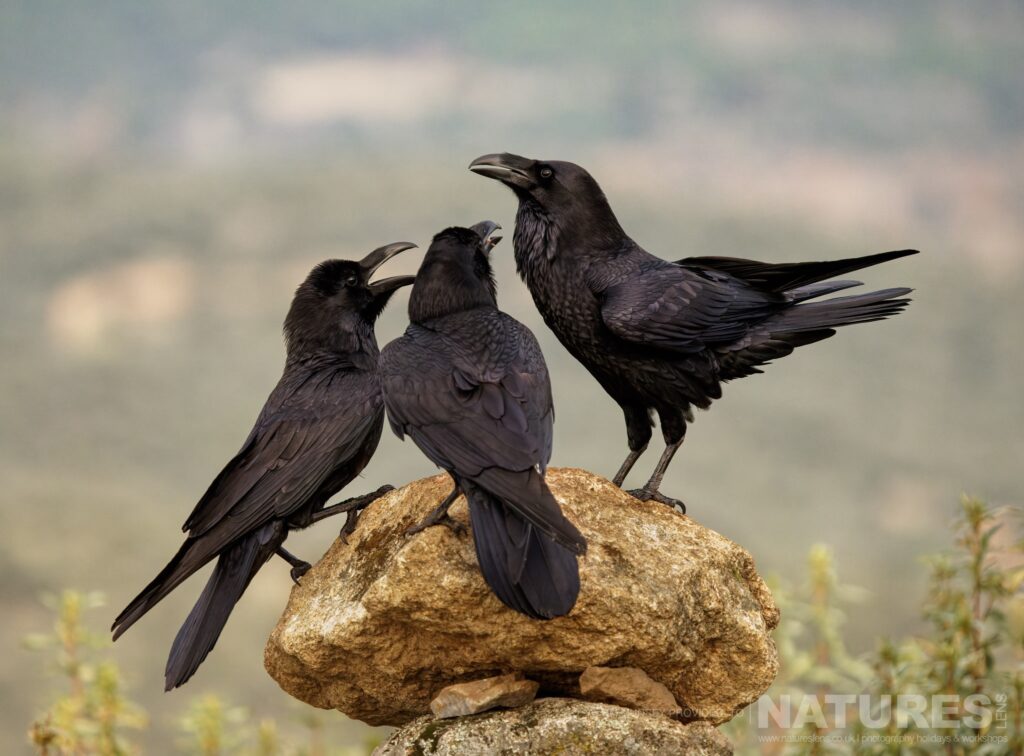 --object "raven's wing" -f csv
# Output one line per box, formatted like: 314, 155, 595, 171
381, 314, 577, 549
676, 249, 918, 292
599, 262, 780, 354
381, 315, 552, 475
183, 371, 382, 546
112, 369, 382, 639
